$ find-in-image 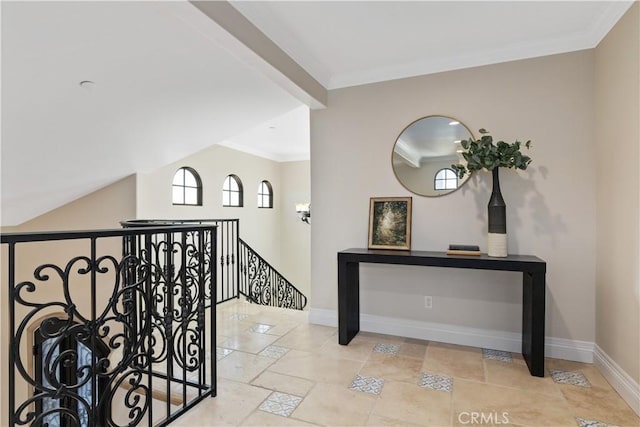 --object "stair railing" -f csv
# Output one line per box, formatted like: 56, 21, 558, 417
2, 224, 217, 427
122, 219, 239, 305
238, 238, 307, 310
121, 219, 307, 310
